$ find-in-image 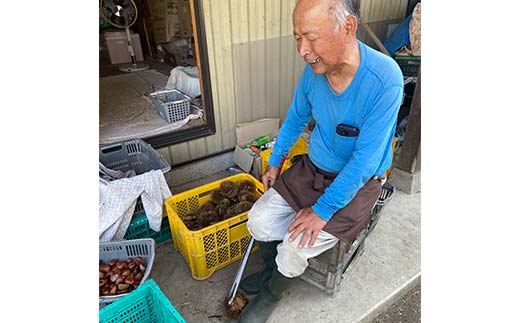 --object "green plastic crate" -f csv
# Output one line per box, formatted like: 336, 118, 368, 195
124, 212, 172, 244
99, 279, 186, 323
